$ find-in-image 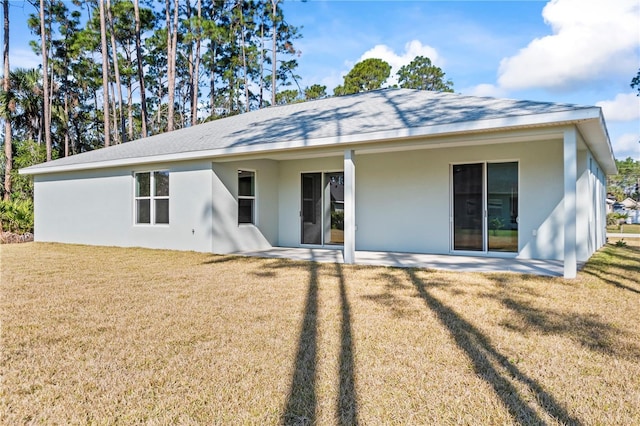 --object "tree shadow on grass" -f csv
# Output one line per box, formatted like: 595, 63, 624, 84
200, 254, 245, 265
404, 269, 581, 425
471, 274, 640, 358
335, 263, 358, 425
582, 245, 640, 294
279, 261, 359, 425
582, 265, 640, 295
498, 297, 640, 360
281, 261, 319, 426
